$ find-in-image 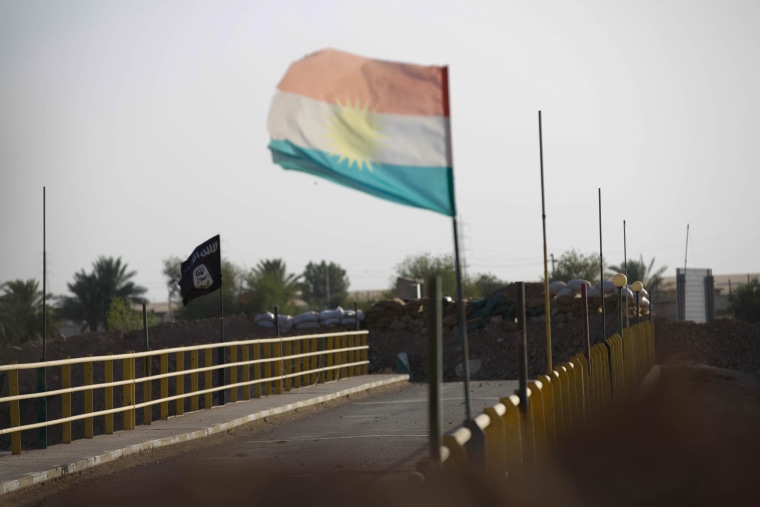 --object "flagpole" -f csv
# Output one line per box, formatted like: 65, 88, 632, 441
442, 66, 472, 422
217, 277, 225, 405
538, 110, 552, 373
452, 216, 472, 421
599, 188, 606, 339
